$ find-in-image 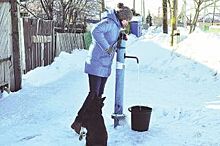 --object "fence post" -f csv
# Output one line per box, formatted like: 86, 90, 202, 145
10, 0, 22, 91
